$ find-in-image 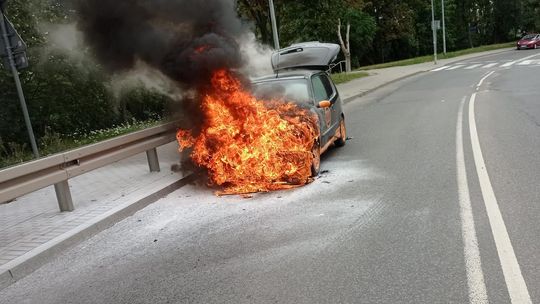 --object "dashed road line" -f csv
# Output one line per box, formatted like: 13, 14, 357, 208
501, 53, 540, 67
447, 65, 465, 70
432, 65, 450, 71
481, 63, 498, 68
465, 64, 483, 69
